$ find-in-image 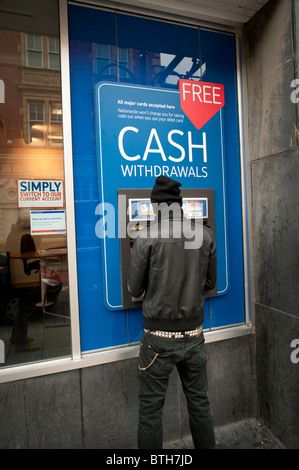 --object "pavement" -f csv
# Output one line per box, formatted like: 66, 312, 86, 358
164, 418, 286, 449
